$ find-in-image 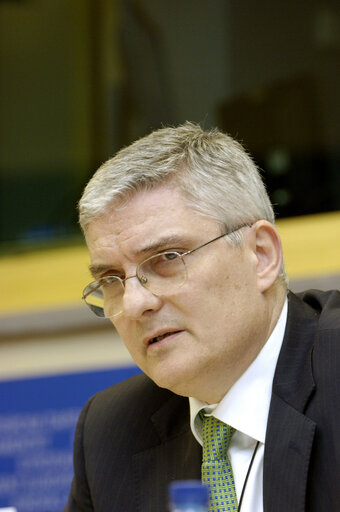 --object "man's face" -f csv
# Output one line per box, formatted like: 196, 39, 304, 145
86, 185, 268, 402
